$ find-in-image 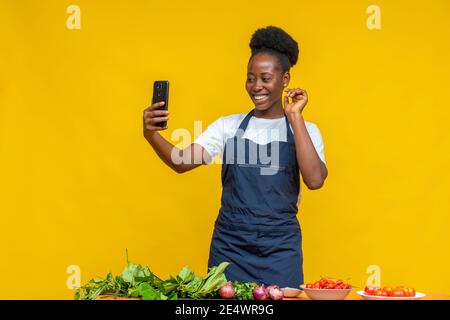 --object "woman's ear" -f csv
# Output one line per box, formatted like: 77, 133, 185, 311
283, 72, 290, 87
